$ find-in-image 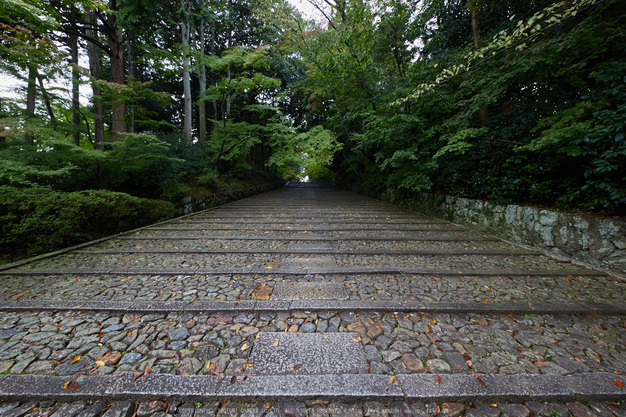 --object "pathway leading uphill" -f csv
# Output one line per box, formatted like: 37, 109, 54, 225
0, 183, 625, 416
